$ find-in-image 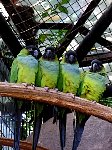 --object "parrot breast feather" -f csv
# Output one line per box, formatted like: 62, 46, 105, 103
61, 63, 81, 94
10, 59, 19, 83
40, 60, 59, 89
